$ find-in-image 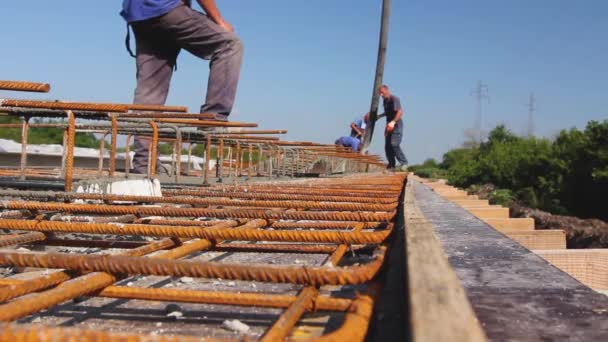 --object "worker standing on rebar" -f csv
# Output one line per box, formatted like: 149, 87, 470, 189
376, 85, 408, 171
121, 0, 243, 174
